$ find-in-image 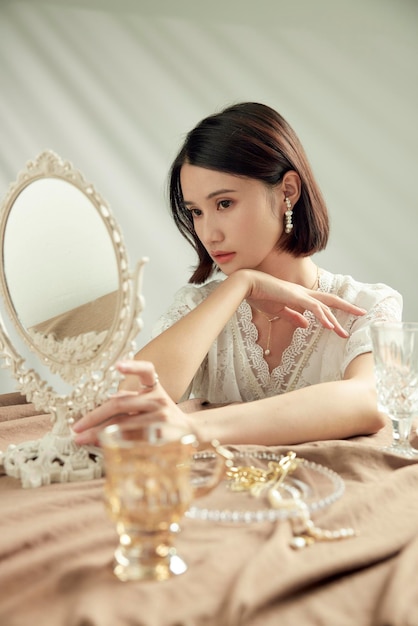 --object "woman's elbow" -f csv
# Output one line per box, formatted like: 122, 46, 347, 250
361, 383, 386, 434
365, 409, 387, 435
